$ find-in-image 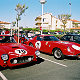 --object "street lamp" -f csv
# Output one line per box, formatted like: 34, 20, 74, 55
40, 0, 46, 34
69, 3, 71, 16
69, 2, 71, 31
